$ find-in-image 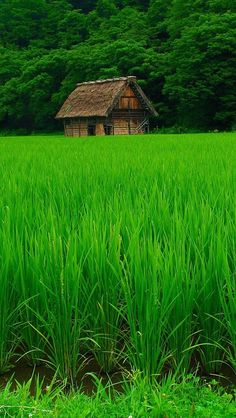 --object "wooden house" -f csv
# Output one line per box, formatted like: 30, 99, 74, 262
56, 76, 157, 136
